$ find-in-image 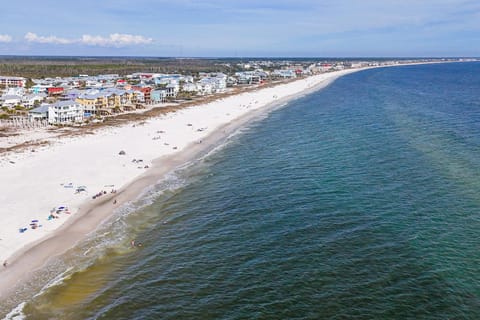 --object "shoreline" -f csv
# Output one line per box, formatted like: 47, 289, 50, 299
0, 67, 363, 302
0, 61, 464, 306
